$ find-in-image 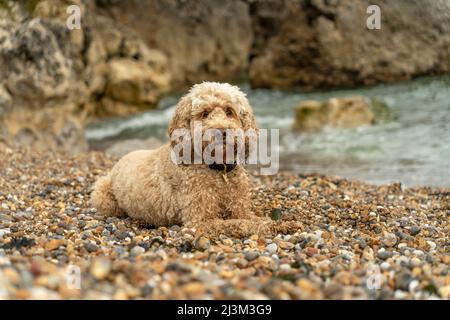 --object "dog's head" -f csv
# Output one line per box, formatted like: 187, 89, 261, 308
168, 82, 258, 165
